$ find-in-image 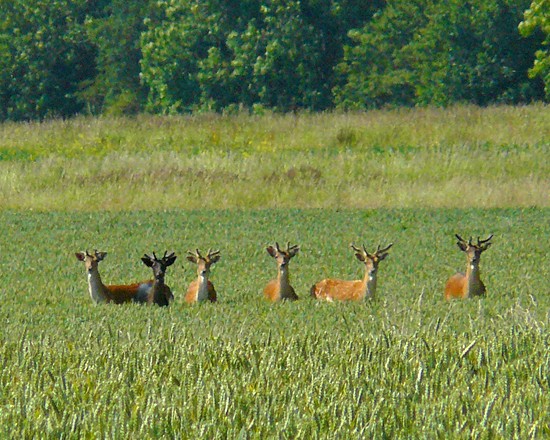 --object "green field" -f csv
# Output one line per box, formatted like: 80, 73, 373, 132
0, 107, 549, 438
